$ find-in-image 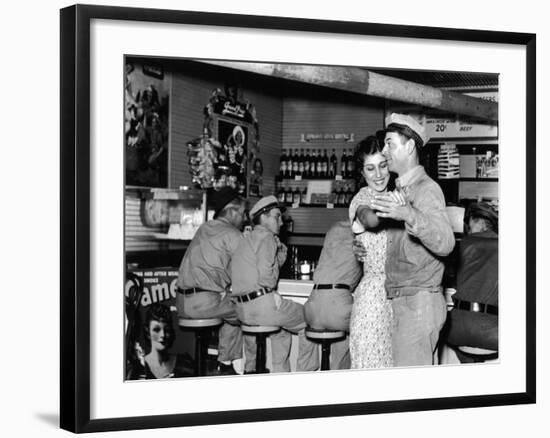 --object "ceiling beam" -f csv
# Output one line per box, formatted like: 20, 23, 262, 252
200, 61, 498, 122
